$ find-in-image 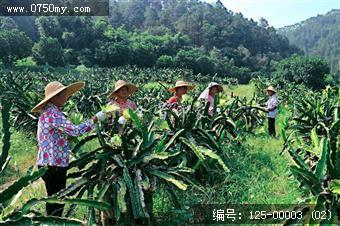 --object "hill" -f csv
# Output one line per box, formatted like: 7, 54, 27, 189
278, 9, 340, 73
